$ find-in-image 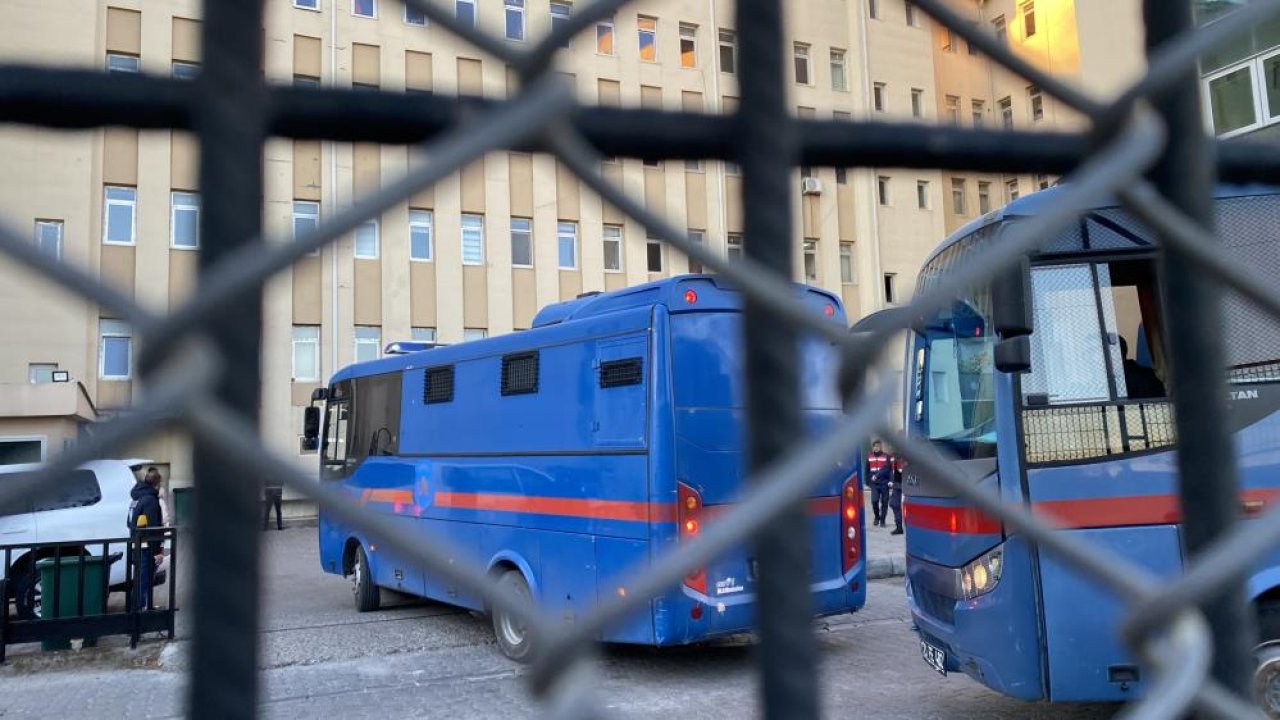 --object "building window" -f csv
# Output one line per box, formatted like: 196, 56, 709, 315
354, 326, 381, 363
294, 0, 320, 9
1021, 1, 1036, 38
830, 49, 847, 91
718, 29, 736, 74
638, 16, 658, 62
1036, 174, 1051, 190
724, 161, 741, 175
410, 209, 433, 261
839, 242, 854, 284
103, 186, 136, 245
505, 0, 525, 41
951, 178, 967, 215
293, 201, 320, 256
993, 15, 1007, 44
292, 326, 320, 382
643, 158, 663, 169
294, 74, 320, 88
972, 100, 985, 127
352, 0, 376, 18
35, 220, 63, 259
917, 180, 930, 209
1205, 63, 1260, 135
597, 16, 615, 55
510, 217, 533, 267
172, 61, 200, 79
354, 219, 379, 259
883, 274, 896, 304
978, 181, 992, 214
905, 2, 918, 27
106, 53, 139, 73
463, 328, 488, 342
603, 224, 623, 271
1005, 177, 1020, 202
999, 96, 1013, 129
1028, 85, 1044, 122
793, 43, 811, 85
869, 0, 879, 20
835, 167, 848, 184
646, 235, 664, 273
462, 214, 484, 266
942, 28, 956, 53
550, 1, 572, 45
412, 327, 437, 343
557, 221, 577, 269
404, 3, 427, 25
727, 233, 744, 262
687, 229, 704, 273
685, 159, 704, 172
99, 319, 132, 380
679, 23, 697, 68
872, 82, 886, 112
945, 95, 960, 124
171, 191, 200, 249
456, 0, 476, 28
911, 88, 924, 118
28, 363, 58, 384
877, 176, 891, 205
803, 240, 818, 283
